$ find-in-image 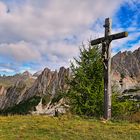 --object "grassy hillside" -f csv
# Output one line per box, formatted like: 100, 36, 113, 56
0, 115, 140, 140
